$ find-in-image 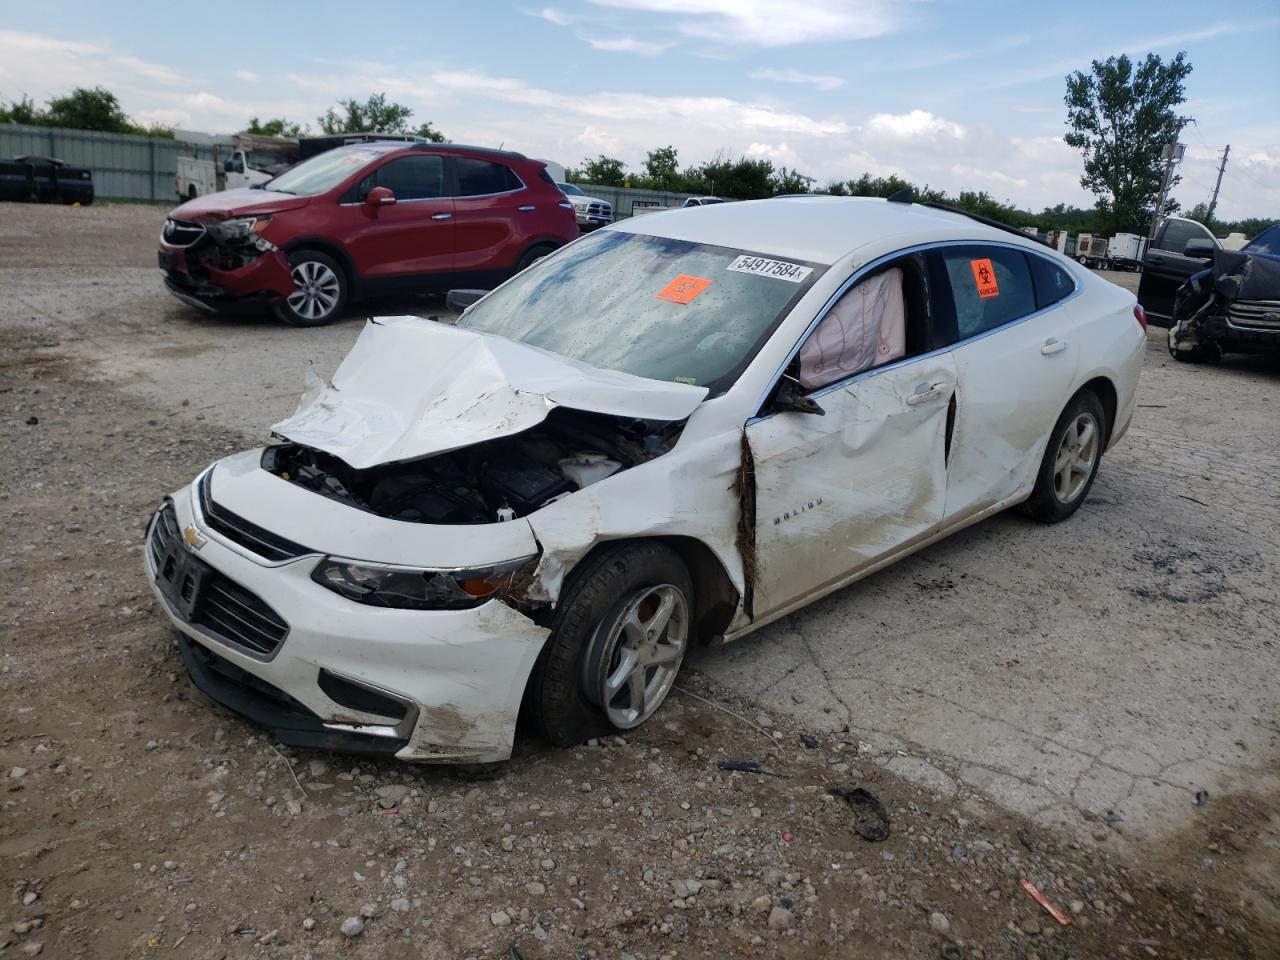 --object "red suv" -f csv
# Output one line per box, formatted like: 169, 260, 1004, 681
158, 142, 578, 326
